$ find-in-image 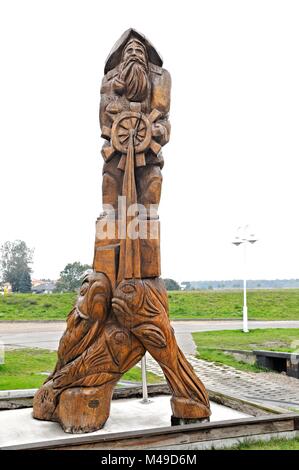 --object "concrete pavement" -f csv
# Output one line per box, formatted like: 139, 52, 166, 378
1, 320, 299, 354
140, 354, 299, 411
